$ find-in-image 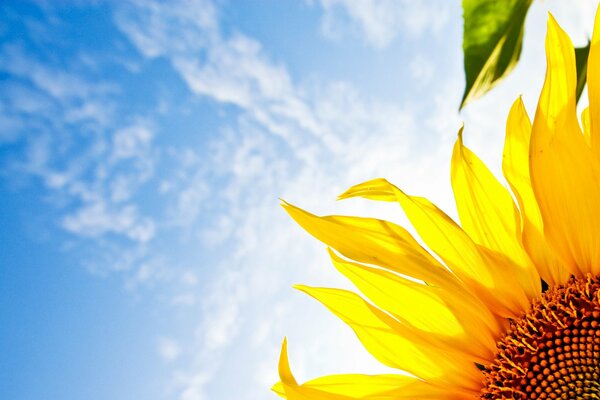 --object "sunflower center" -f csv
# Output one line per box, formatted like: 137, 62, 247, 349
480, 274, 600, 399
